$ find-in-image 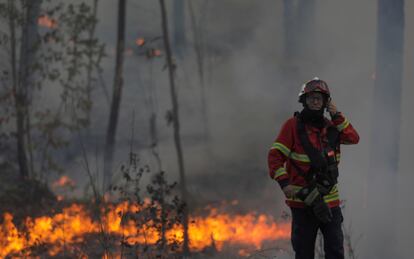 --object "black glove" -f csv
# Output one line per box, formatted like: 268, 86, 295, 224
312, 195, 333, 224
297, 185, 333, 223
296, 185, 319, 206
